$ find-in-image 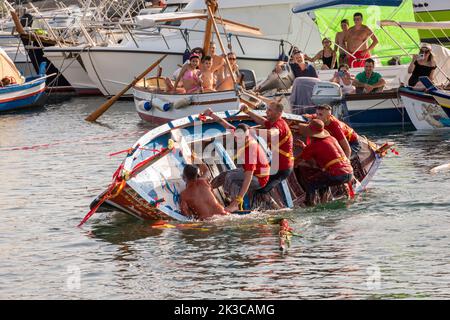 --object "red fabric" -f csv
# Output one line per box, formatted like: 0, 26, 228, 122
325, 116, 358, 143
264, 118, 294, 170
240, 138, 270, 187
300, 136, 353, 176
348, 50, 371, 68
